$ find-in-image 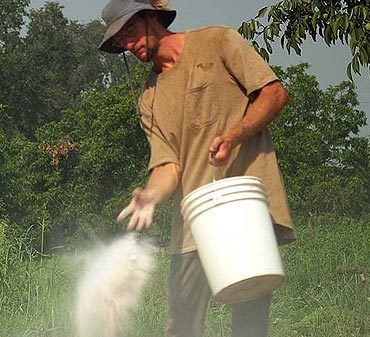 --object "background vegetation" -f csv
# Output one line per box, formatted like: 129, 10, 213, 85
1, 217, 368, 337
0, 1, 369, 336
239, 0, 370, 79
